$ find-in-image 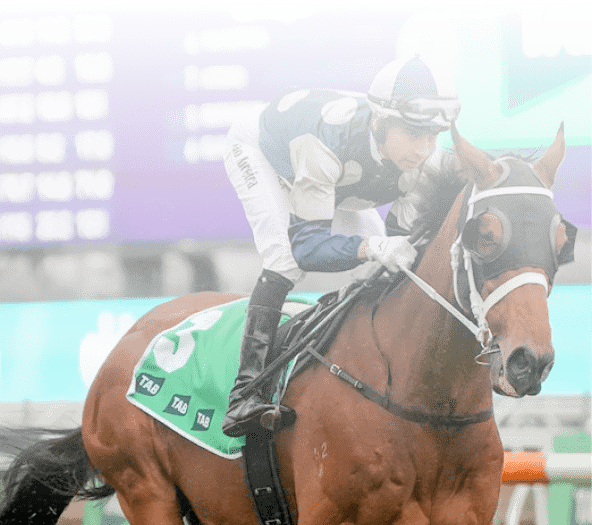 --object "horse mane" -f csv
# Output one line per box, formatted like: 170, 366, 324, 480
409, 148, 466, 241
412, 149, 539, 240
